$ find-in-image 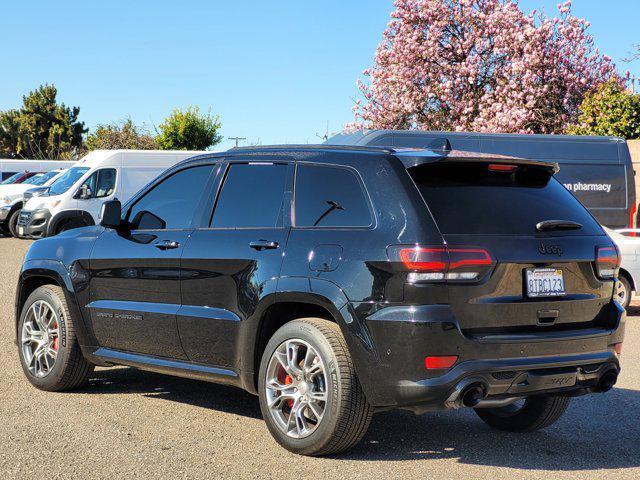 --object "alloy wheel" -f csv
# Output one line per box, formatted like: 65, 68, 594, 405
264, 339, 328, 439
616, 280, 628, 307
21, 300, 60, 378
